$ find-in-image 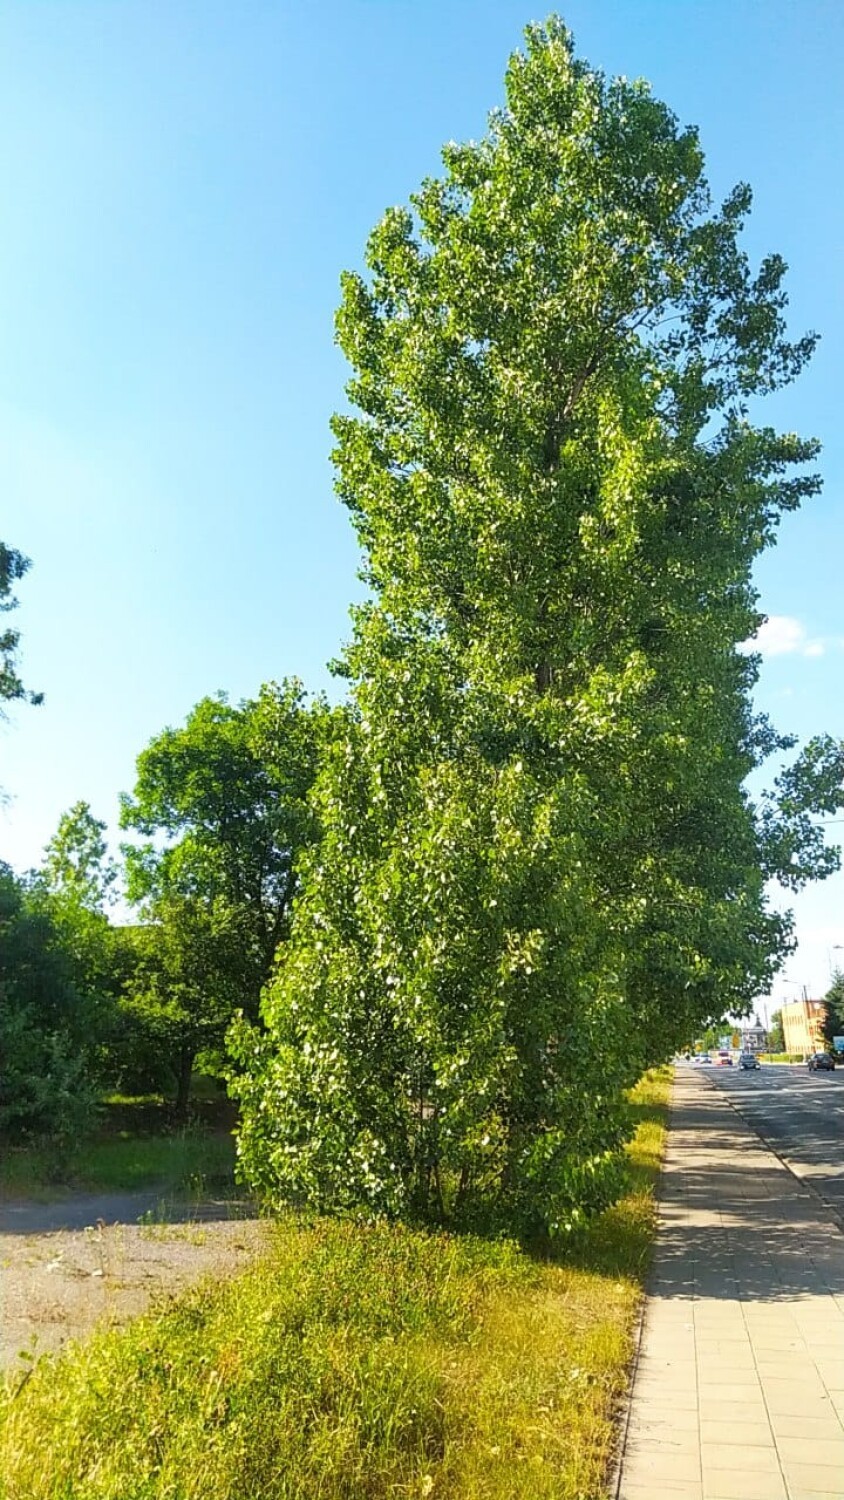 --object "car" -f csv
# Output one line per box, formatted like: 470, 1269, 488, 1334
739, 1052, 760, 1070
716, 1051, 733, 1066
695, 1054, 713, 1064
807, 1052, 835, 1071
